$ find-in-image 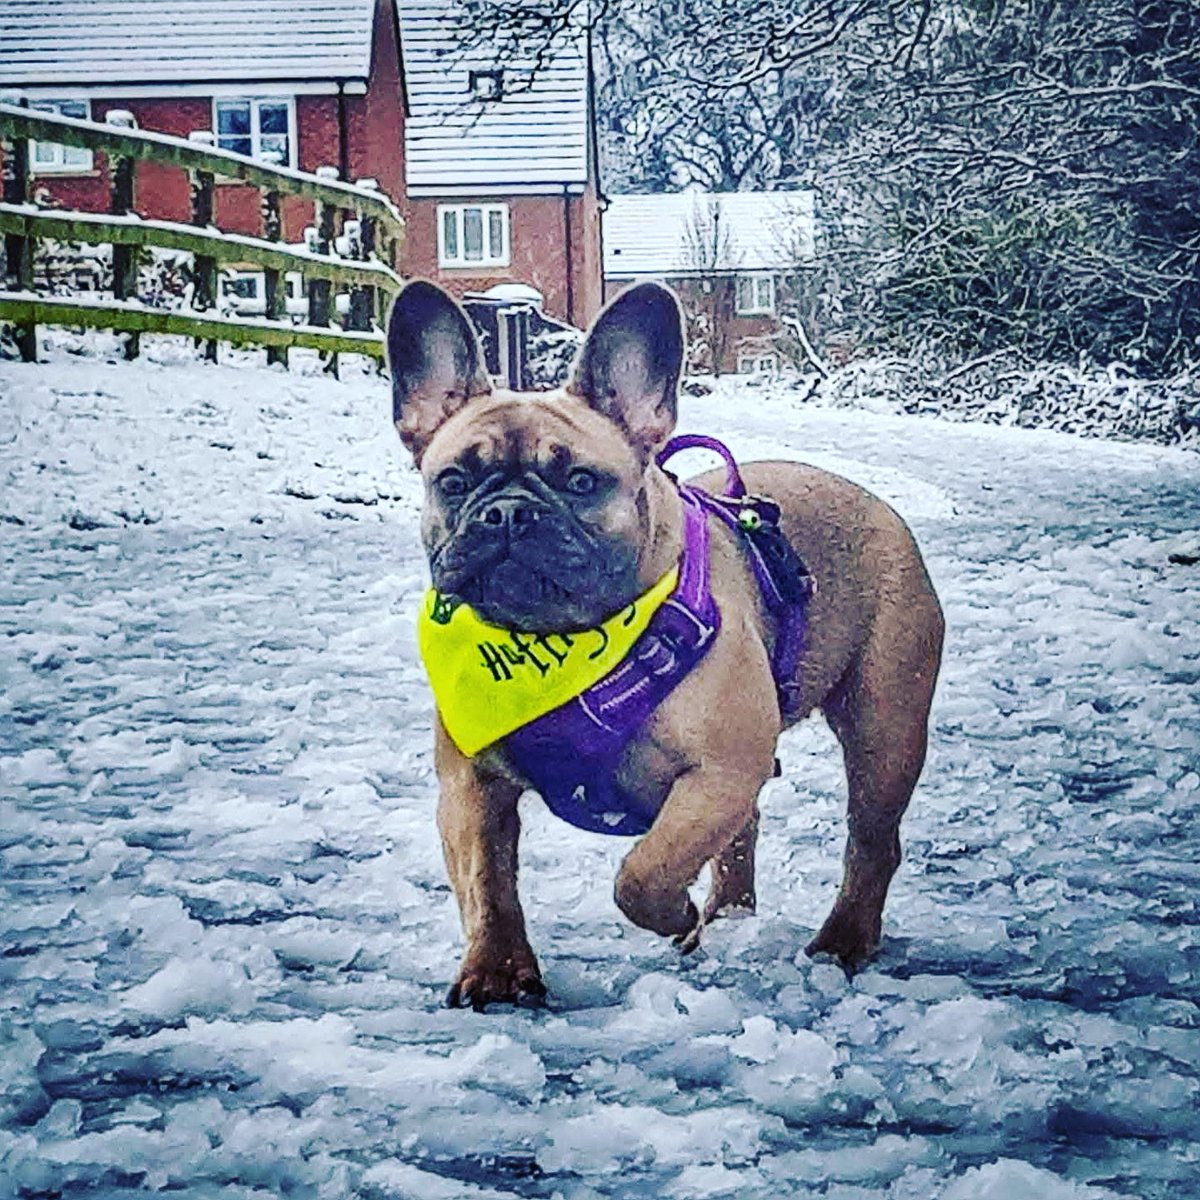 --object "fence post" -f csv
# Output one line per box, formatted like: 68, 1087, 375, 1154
260, 188, 287, 368
1, 121, 36, 361
348, 179, 377, 335
187, 130, 218, 363
309, 166, 337, 375
106, 111, 140, 361
496, 305, 533, 389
